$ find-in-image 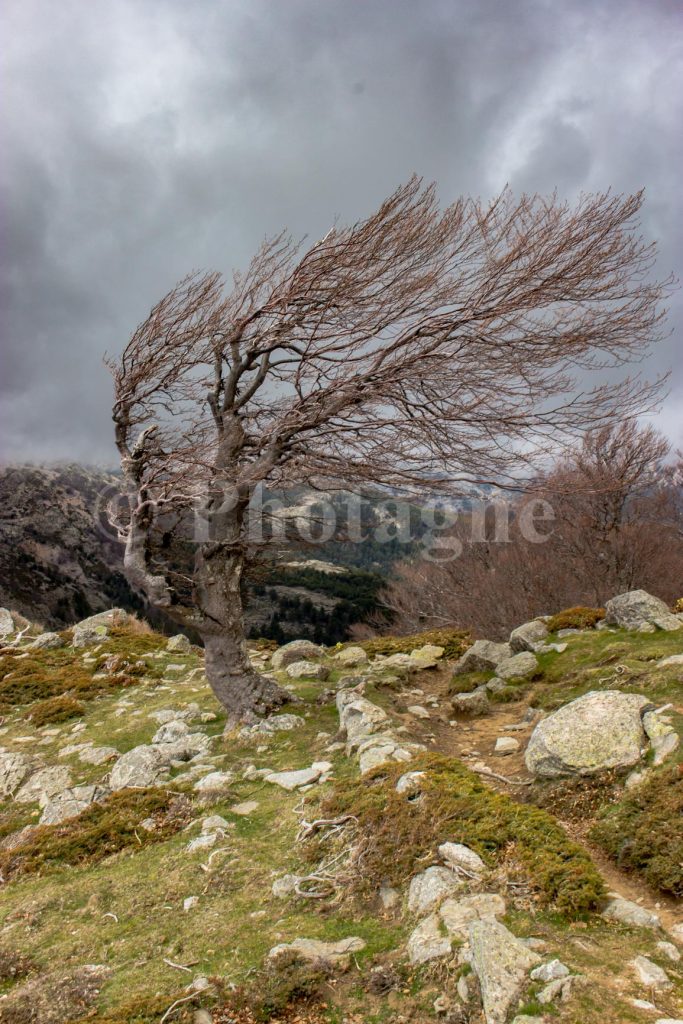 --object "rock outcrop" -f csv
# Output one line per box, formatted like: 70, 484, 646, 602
605, 589, 681, 632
